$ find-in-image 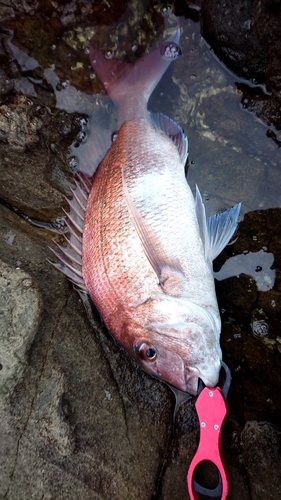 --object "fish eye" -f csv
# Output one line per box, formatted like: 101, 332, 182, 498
137, 343, 157, 362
